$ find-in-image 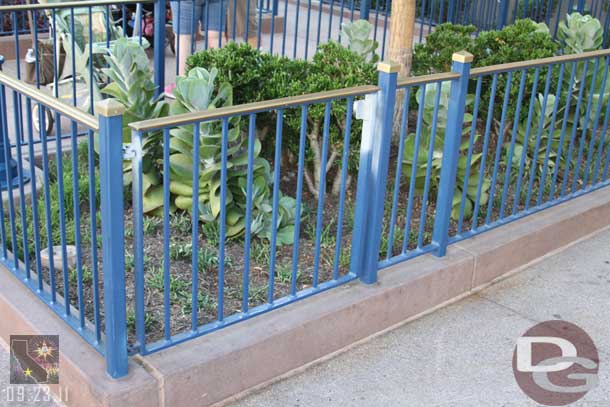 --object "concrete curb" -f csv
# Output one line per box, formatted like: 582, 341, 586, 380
1, 186, 609, 407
